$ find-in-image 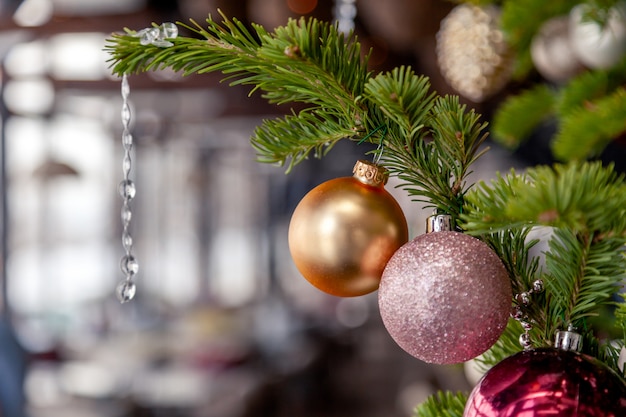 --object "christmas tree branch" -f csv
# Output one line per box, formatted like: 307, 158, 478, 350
544, 228, 626, 330
553, 87, 626, 160
490, 27, 626, 159
491, 84, 556, 149
462, 161, 626, 350
462, 161, 626, 234
106, 15, 370, 172
413, 391, 467, 417
106, 15, 489, 213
